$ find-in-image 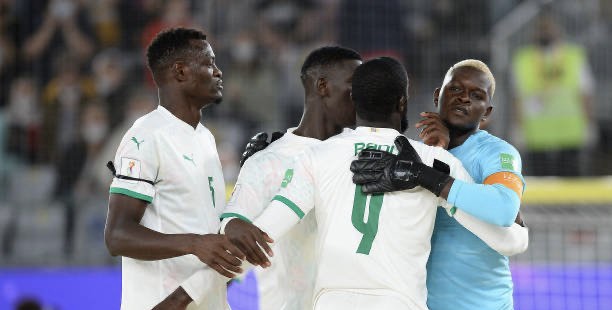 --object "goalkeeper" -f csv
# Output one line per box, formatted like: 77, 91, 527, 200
351, 59, 527, 310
